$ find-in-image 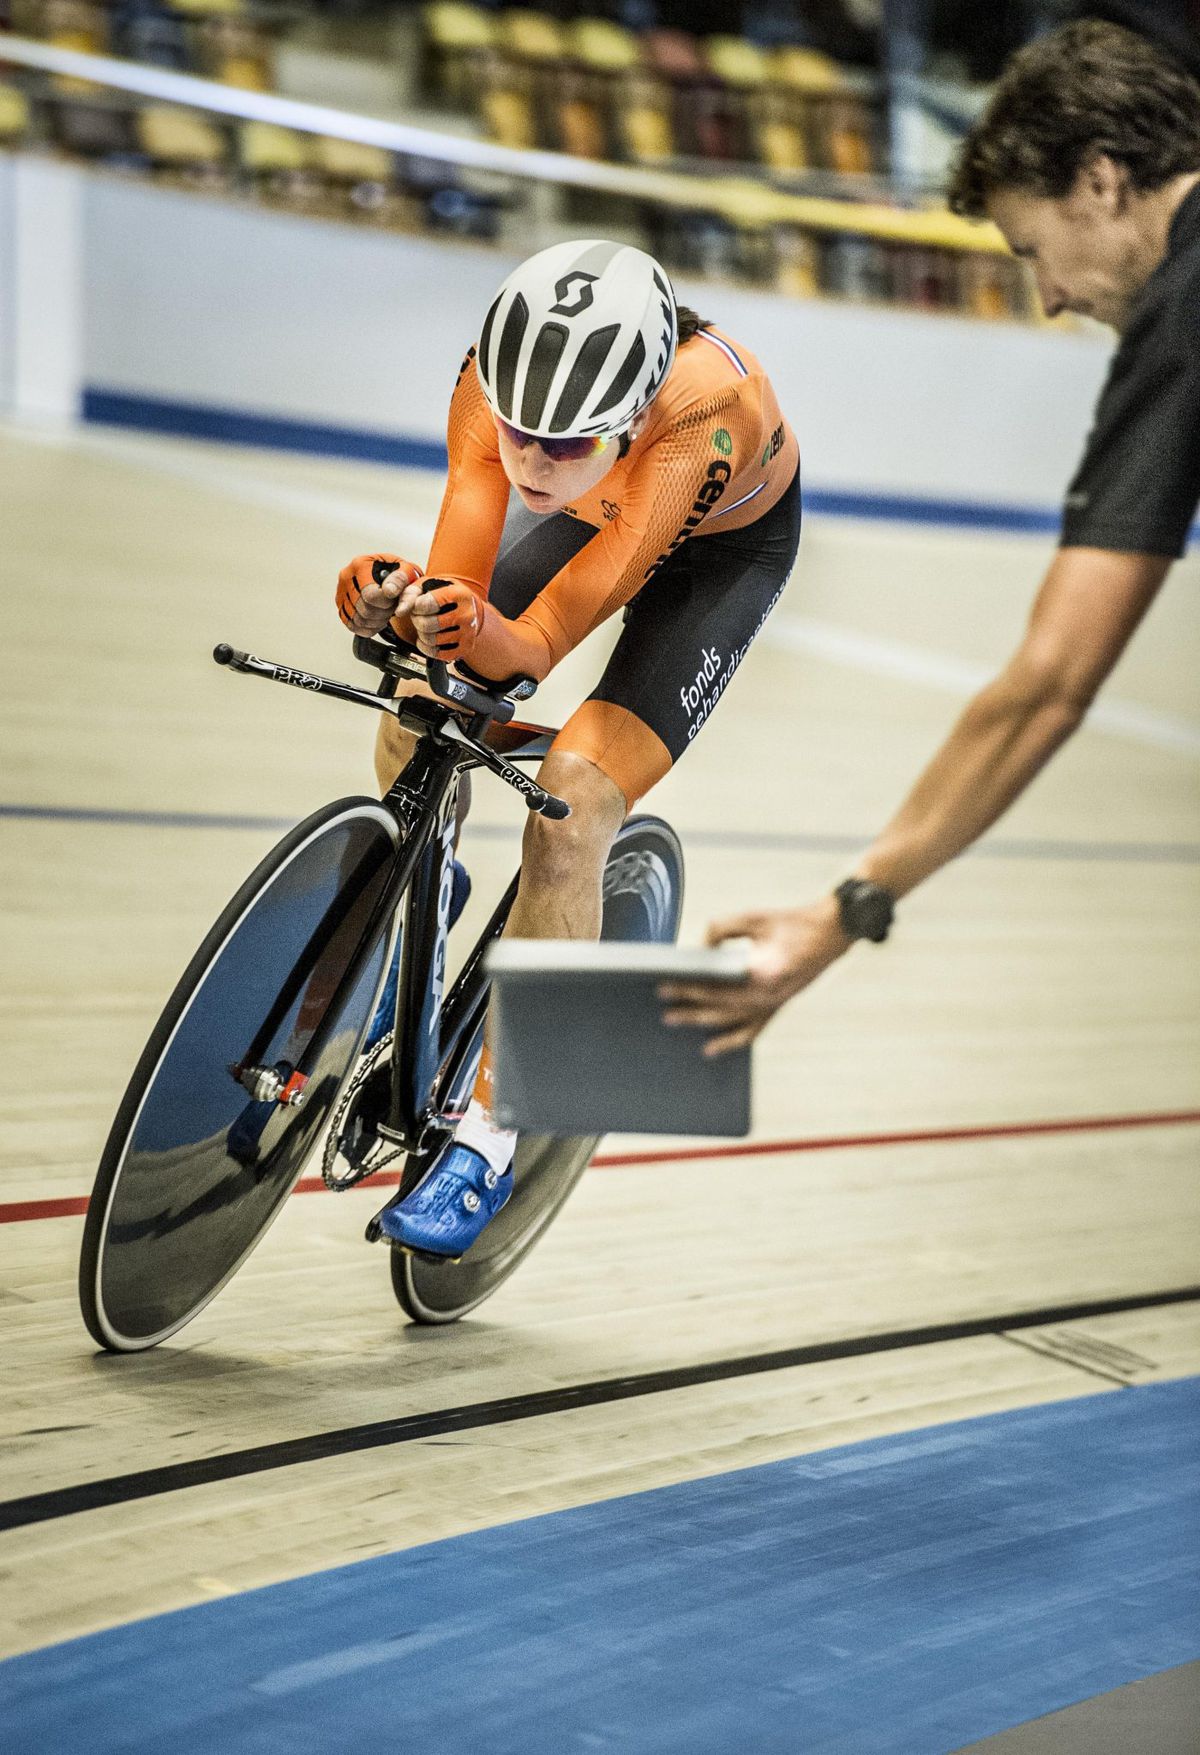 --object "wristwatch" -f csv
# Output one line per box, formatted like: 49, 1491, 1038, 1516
834, 878, 896, 943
